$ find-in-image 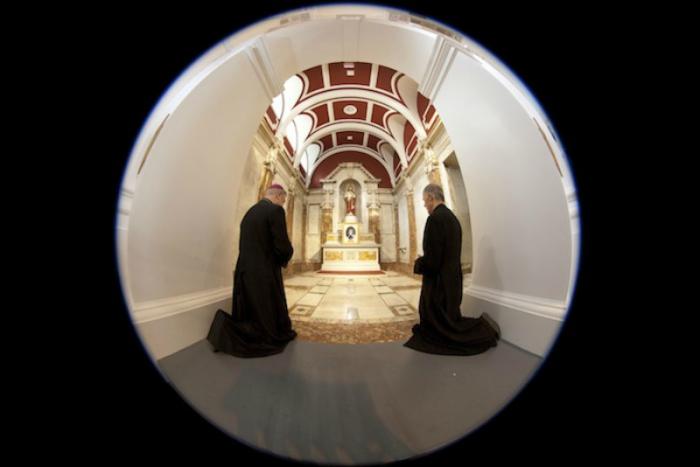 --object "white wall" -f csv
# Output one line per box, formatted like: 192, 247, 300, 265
126, 52, 271, 305
306, 203, 321, 262
231, 146, 265, 265
357, 18, 437, 83
443, 158, 473, 267
434, 50, 572, 305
